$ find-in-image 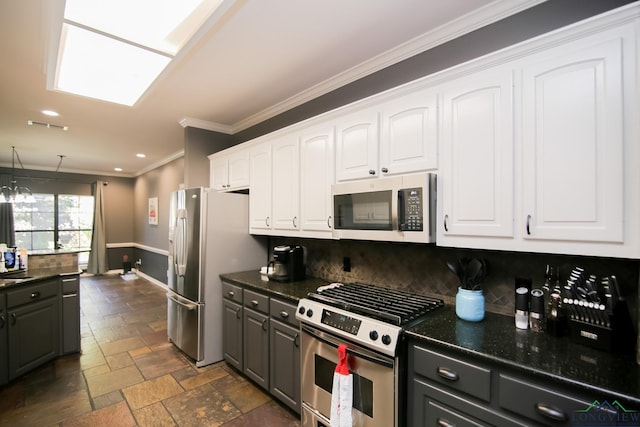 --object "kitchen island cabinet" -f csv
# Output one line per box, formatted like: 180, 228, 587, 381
0, 269, 81, 387
7, 278, 60, 381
